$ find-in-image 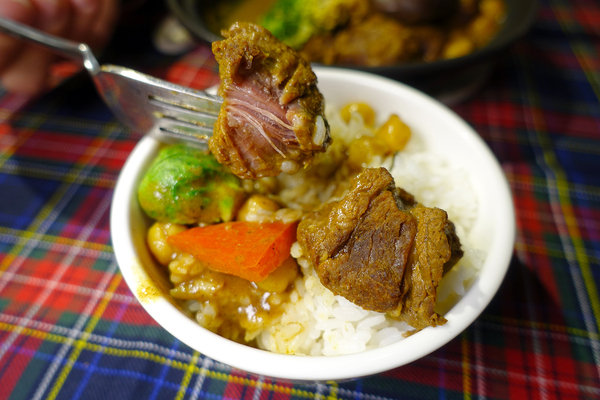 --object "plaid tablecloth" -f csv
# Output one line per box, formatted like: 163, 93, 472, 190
1, 0, 599, 399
